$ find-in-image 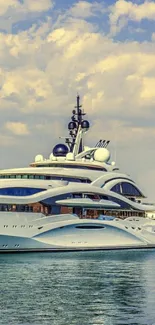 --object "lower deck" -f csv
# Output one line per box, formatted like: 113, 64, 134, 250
0, 203, 146, 219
